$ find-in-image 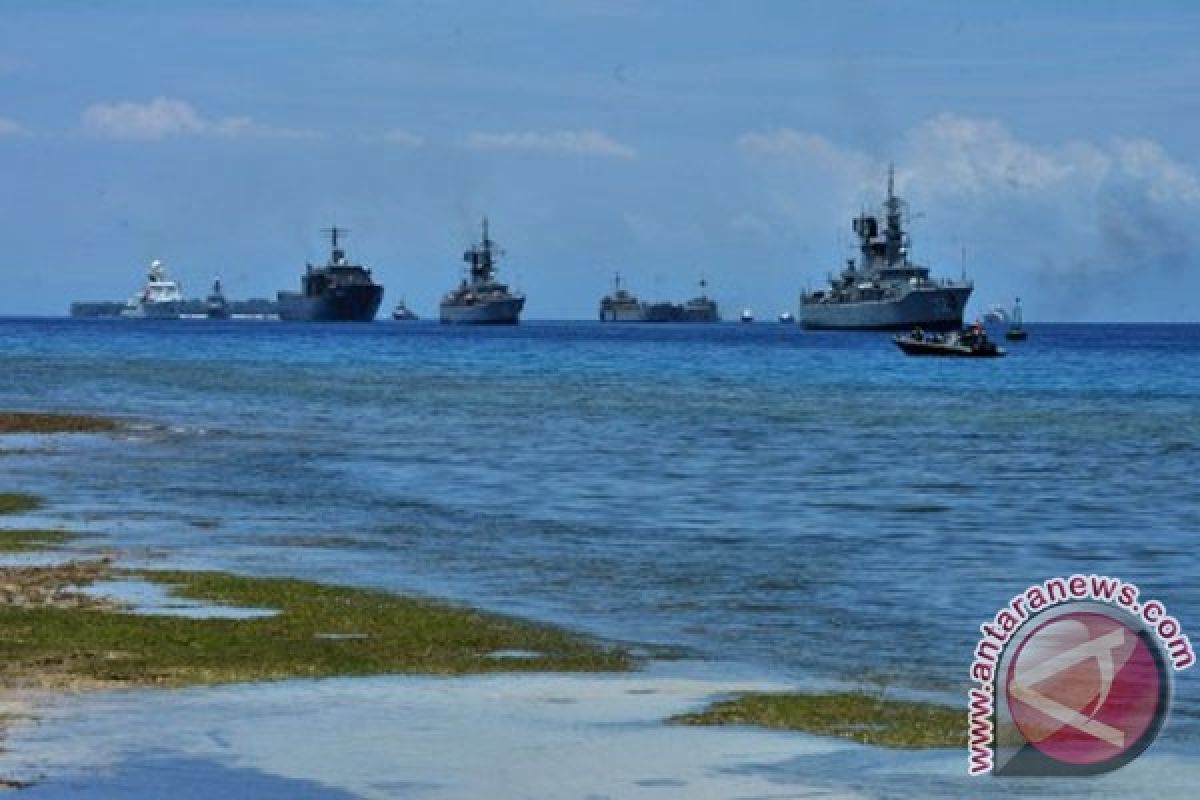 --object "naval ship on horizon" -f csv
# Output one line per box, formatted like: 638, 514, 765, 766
639, 279, 720, 323
277, 227, 384, 322
800, 166, 972, 331
439, 218, 525, 324
599, 272, 645, 321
